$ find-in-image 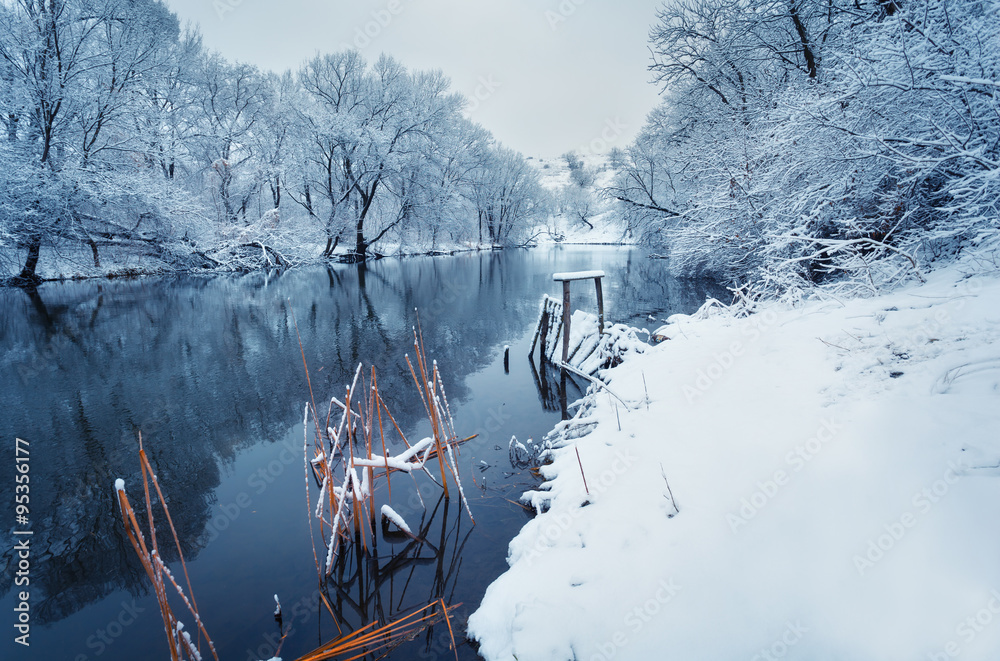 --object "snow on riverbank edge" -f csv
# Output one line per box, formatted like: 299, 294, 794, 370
468, 262, 1000, 661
